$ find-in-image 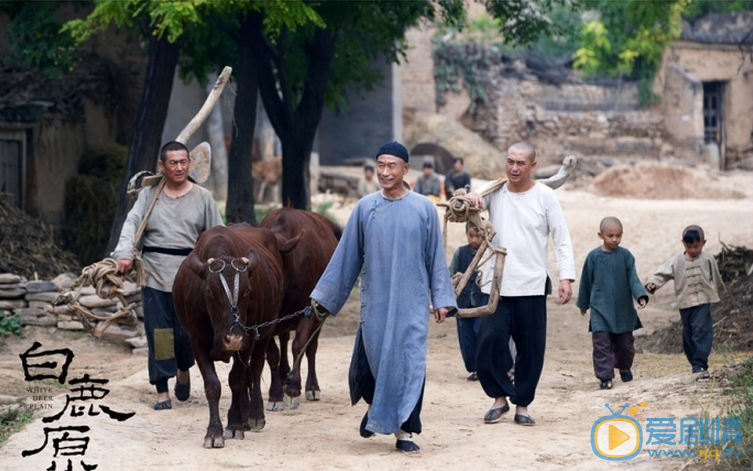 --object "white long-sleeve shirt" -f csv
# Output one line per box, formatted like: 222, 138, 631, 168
479, 181, 575, 297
